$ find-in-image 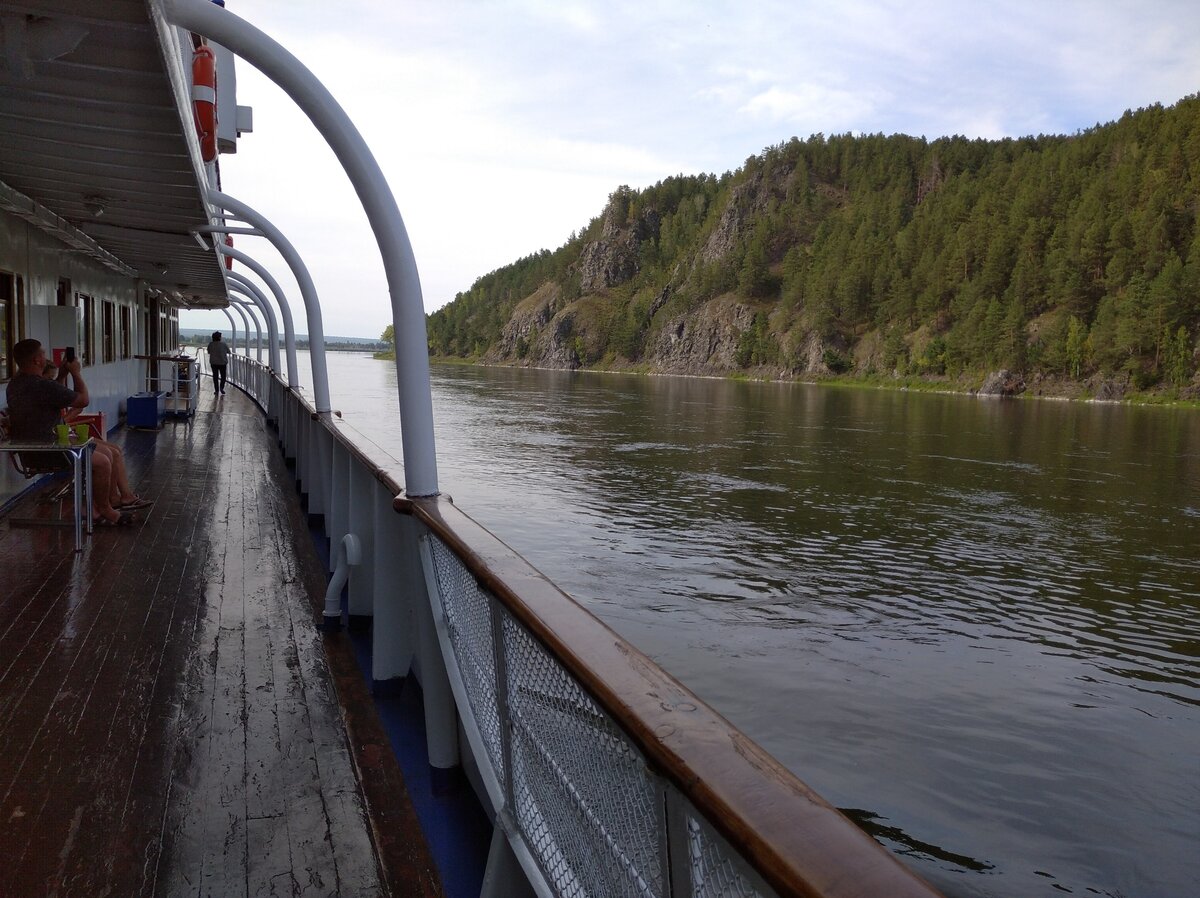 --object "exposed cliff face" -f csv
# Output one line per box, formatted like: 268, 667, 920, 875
487, 177, 844, 378
647, 296, 754, 373
576, 202, 661, 293
699, 165, 791, 265
490, 283, 612, 370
